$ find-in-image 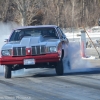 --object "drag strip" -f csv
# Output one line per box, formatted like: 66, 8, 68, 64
0, 43, 100, 100
0, 67, 100, 100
